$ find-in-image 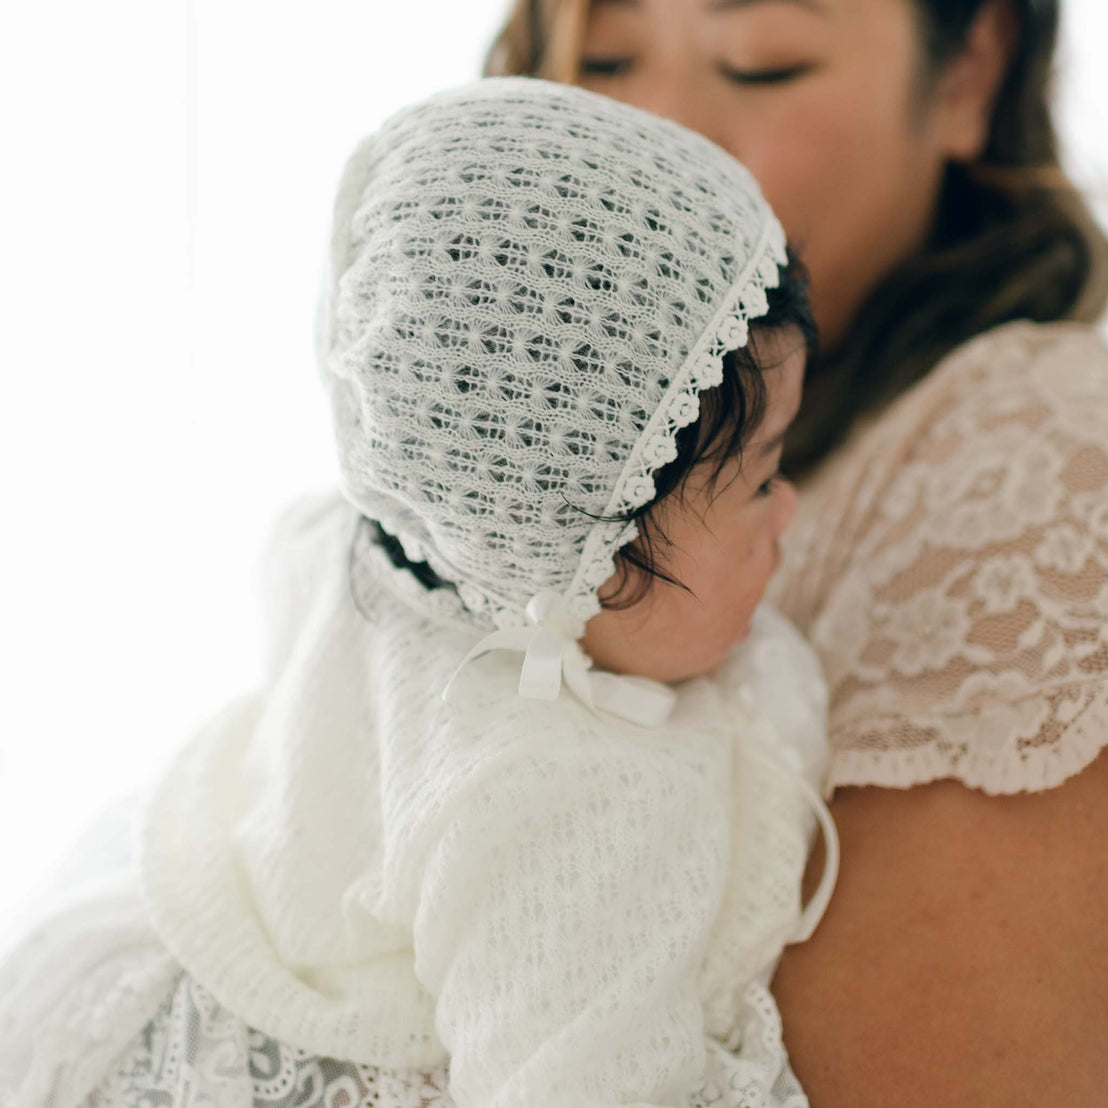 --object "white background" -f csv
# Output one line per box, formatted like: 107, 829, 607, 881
1, 0, 1105, 933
